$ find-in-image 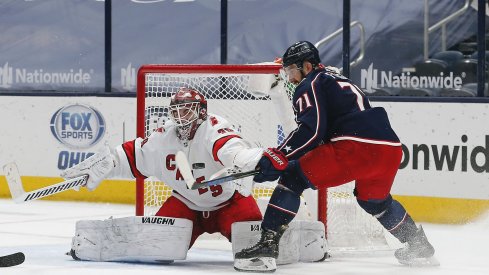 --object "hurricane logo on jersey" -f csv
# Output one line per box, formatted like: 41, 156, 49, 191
50, 104, 106, 149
